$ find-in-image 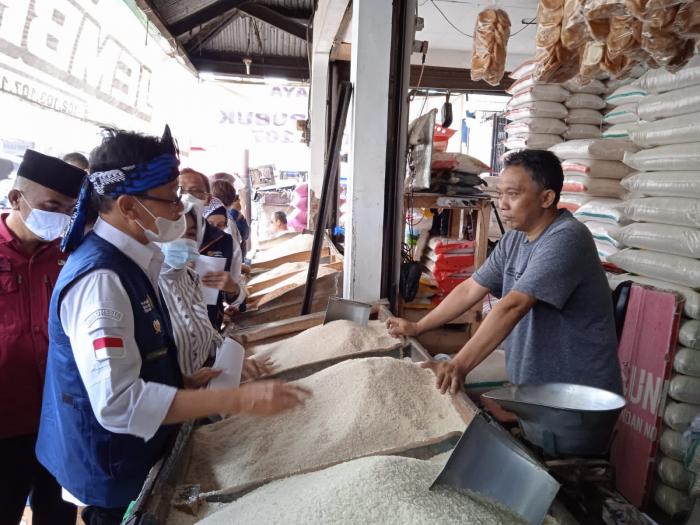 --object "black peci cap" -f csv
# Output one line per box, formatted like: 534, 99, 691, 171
17, 149, 86, 199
